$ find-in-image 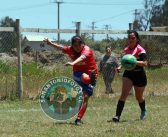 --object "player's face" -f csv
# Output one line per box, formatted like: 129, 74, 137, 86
128, 33, 137, 47
106, 47, 112, 54
72, 41, 83, 53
